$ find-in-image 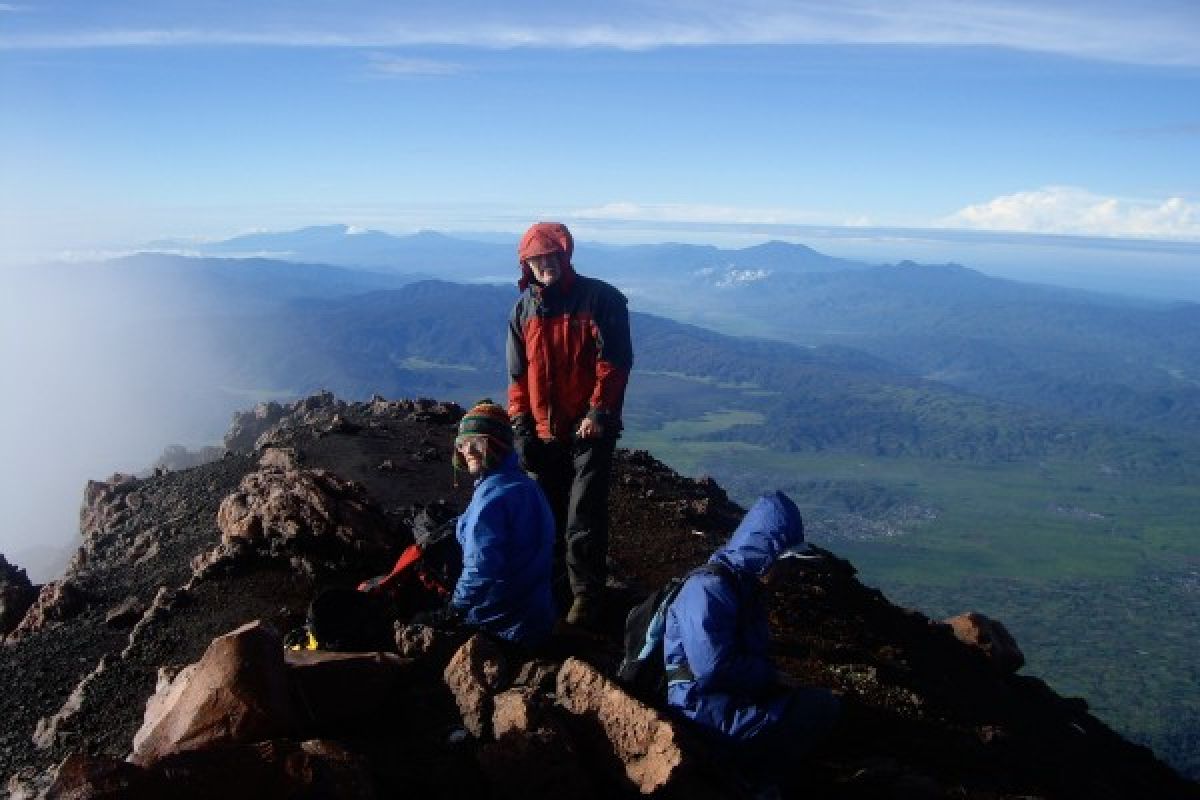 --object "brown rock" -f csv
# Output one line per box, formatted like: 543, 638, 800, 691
129, 620, 292, 766
46, 753, 158, 799
258, 447, 299, 470
491, 687, 545, 739
443, 633, 509, 738
555, 657, 693, 795
223, 401, 287, 453
944, 611, 1025, 674
394, 622, 457, 661
8, 579, 85, 640
479, 689, 591, 799
48, 746, 374, 800
104, 595, 145, 628
120, 739, 373, 800
285, 650, 415, 733
511, 659, 560, 694
215, 467, 390, 560
0, 554, 37, 637
79, 474, 140, 540
34, 656, 111, 750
